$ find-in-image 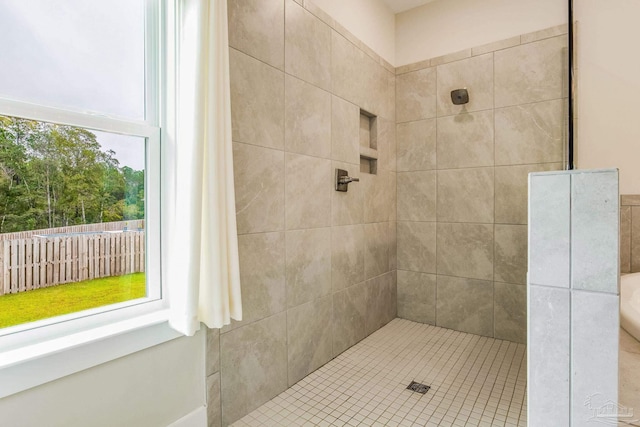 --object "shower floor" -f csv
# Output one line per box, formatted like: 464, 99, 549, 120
231, 318, 527, 427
